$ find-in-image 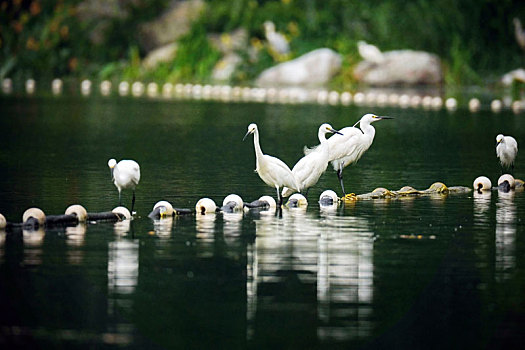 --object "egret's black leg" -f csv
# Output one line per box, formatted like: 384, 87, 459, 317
131, 191, 136, 214
337, 169, 346, 196
118, 190, 122, 206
